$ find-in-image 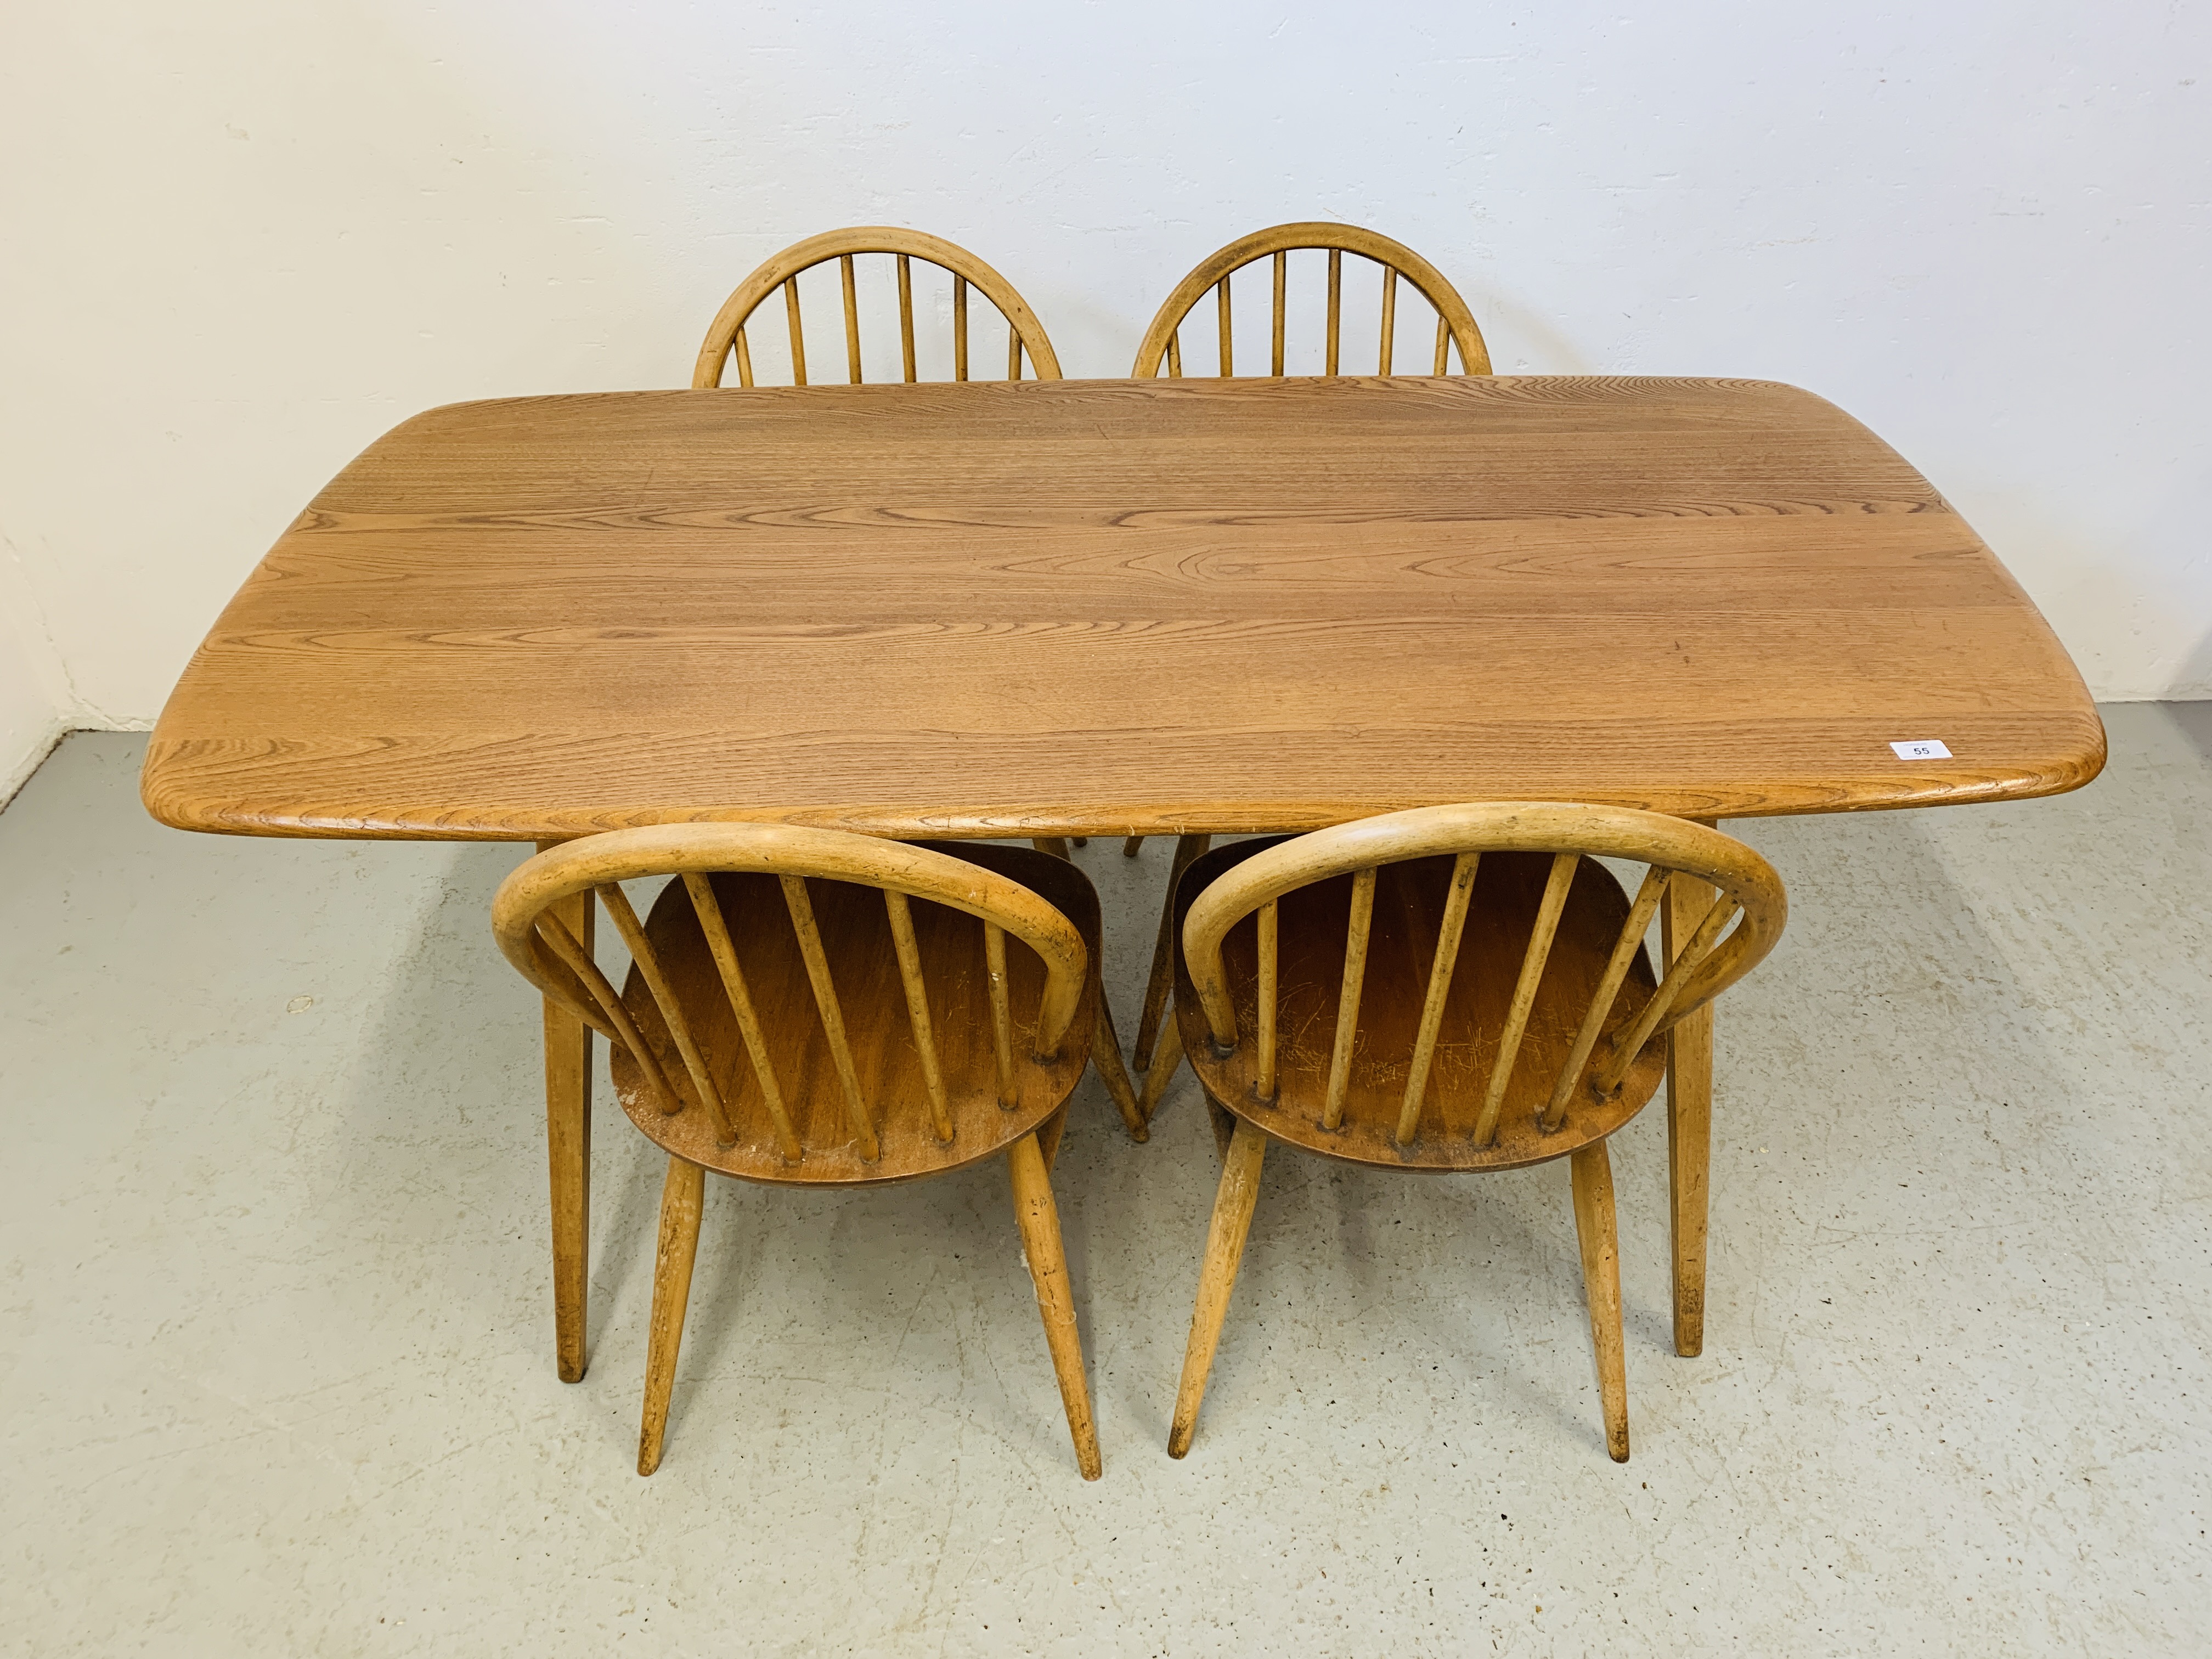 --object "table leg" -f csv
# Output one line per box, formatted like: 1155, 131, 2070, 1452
540, 868, 594, 1383
1664, 840, 1717, 1359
